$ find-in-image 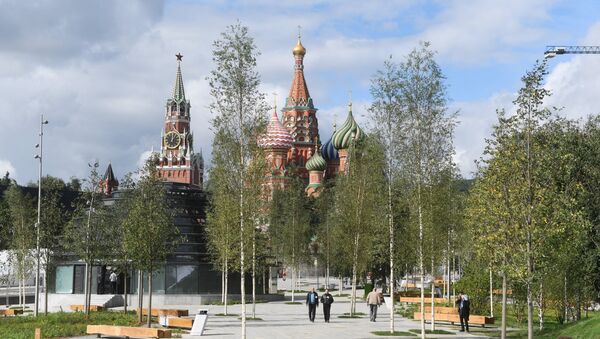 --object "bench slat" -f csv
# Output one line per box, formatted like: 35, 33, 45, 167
87, 325, 172, 338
